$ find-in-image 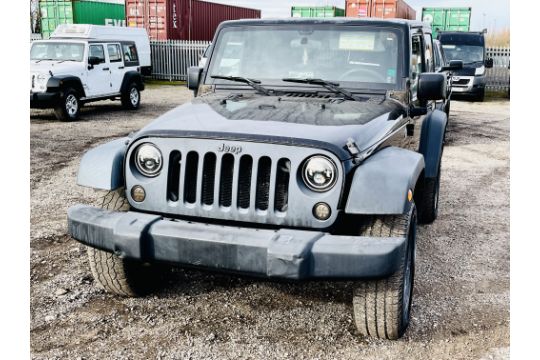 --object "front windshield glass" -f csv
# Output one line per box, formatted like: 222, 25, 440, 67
207, 26, 402, 89
30, 42, 85, 62
441, 44, 483, 64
